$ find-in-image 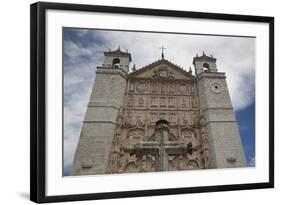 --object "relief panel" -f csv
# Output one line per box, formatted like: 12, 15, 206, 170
150, 96, 158, 108
168, 82, 176, 93
129, 81, 135, 92
168, 97, 176, 108
159, 97, 166, 108
137, 96, 145, 107
136, 80, 146, 93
